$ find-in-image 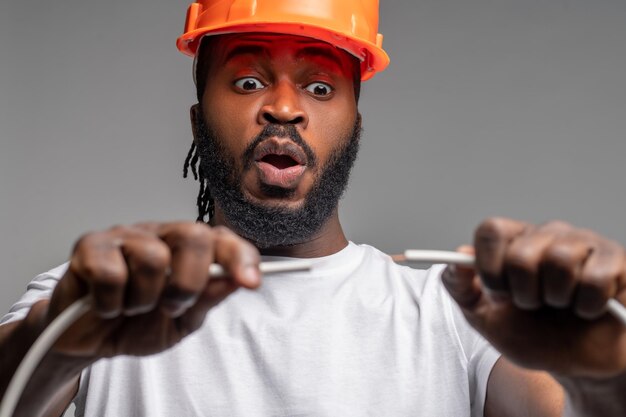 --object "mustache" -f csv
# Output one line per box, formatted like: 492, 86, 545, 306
242, 124, 317, 170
